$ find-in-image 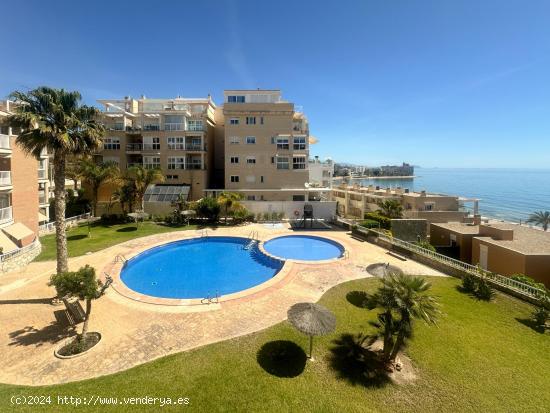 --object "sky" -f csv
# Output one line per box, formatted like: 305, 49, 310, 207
1, 0, 549, 168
